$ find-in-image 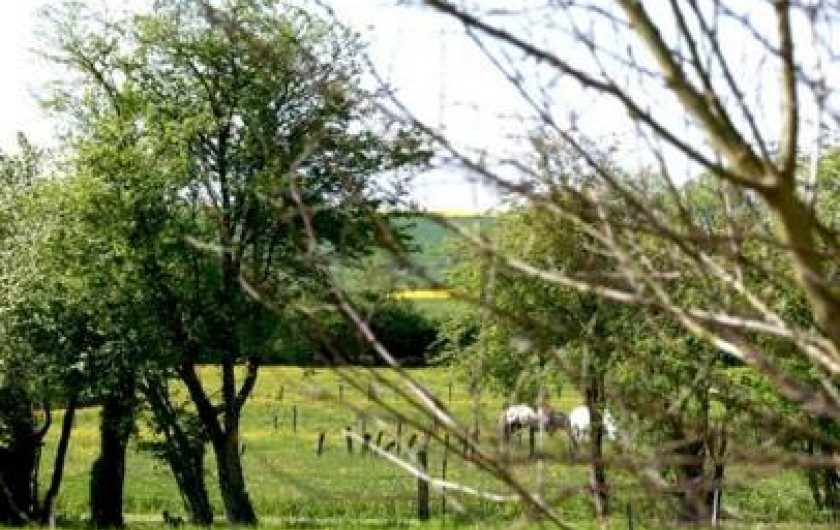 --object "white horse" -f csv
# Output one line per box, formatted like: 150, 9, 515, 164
498, 404, 571, 442
569, 405, 618, 443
